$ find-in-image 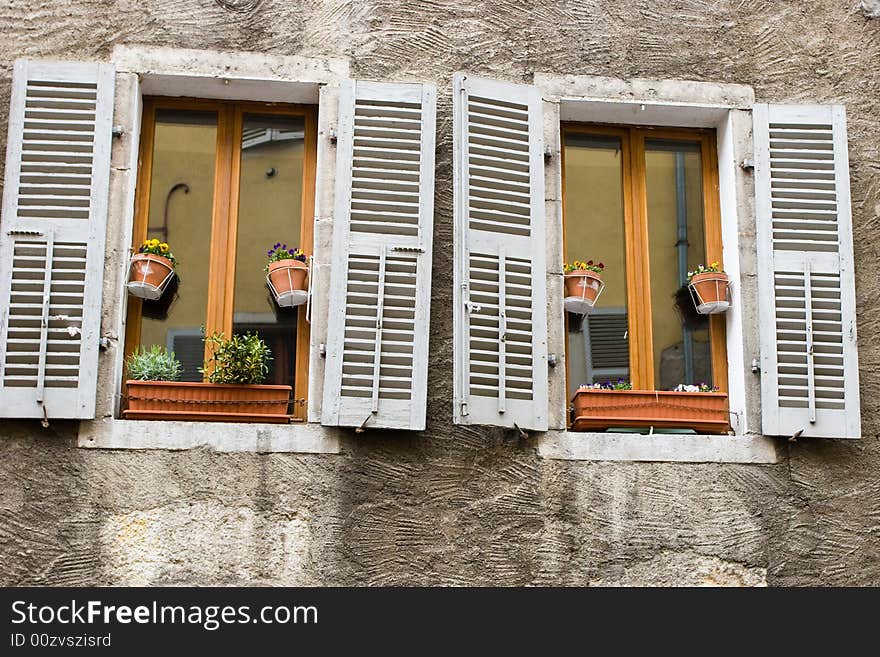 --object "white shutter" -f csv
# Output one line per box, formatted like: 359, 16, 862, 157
754, 104, 860, 439
321, 80, 436, 431
452, 73, 548, 431
0, 59, 115, 420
